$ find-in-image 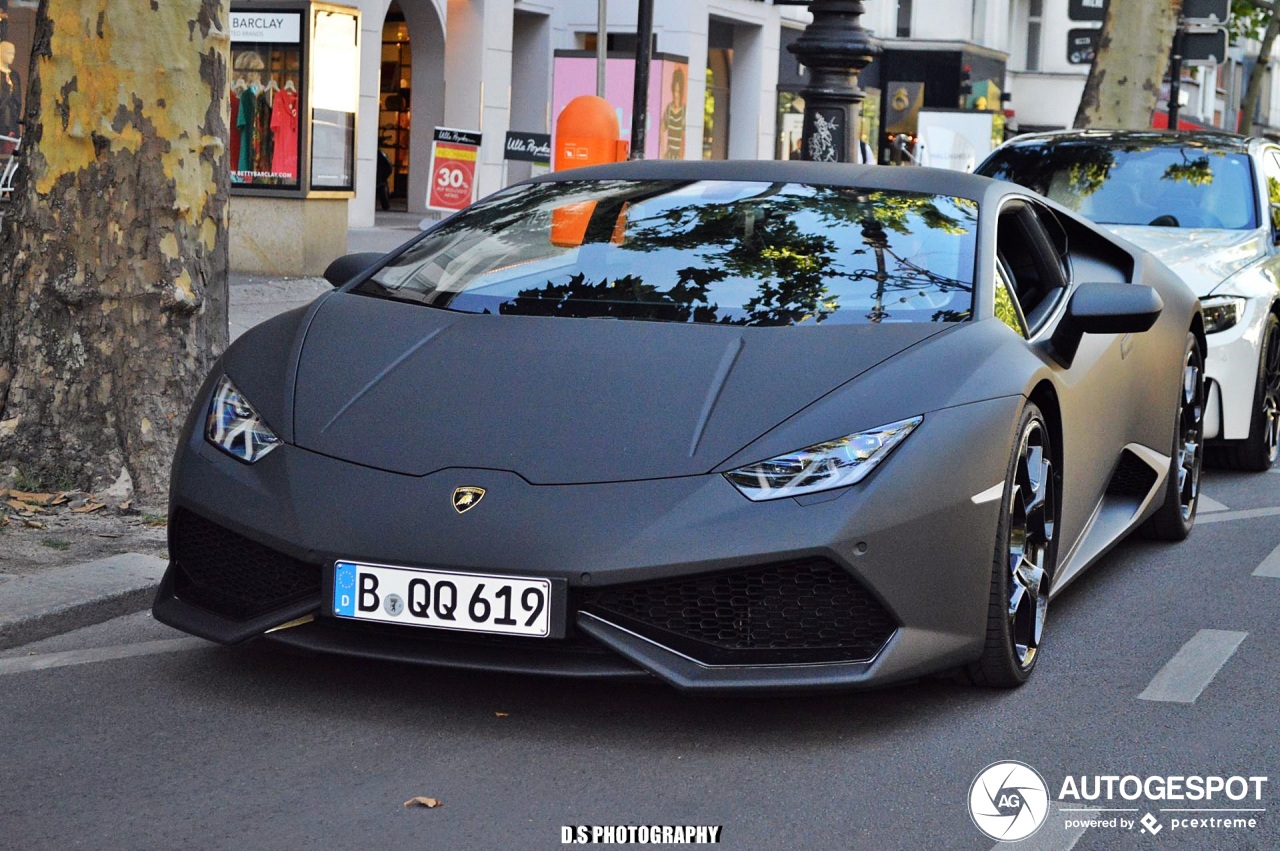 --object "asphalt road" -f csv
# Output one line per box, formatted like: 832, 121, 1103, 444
2, 468, 1277, 851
